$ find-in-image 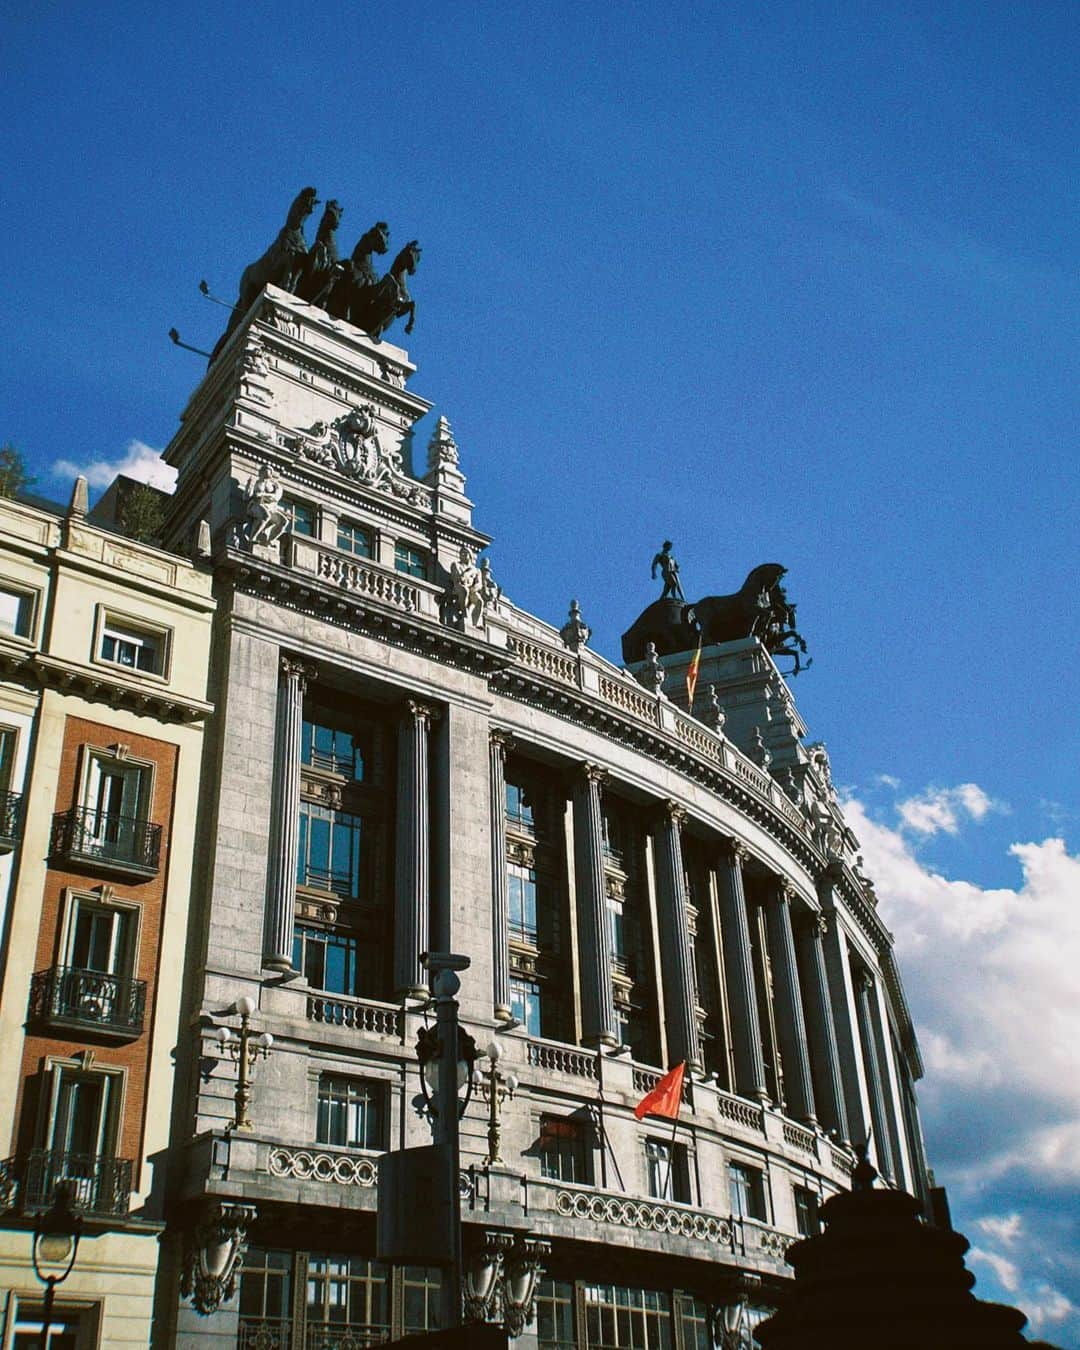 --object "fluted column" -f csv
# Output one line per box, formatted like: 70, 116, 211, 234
796, 912, 849, 1139
264, 657, 313, 971
715, 841, 768, 1101
394, 699, 436, 998
489, 730, 513, 1021
818, 888, 872, 1148
654, 802, 702, 1070
855, 970, 895, 1181
764, 882, 816, 1124
572, 764, 617, 1047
